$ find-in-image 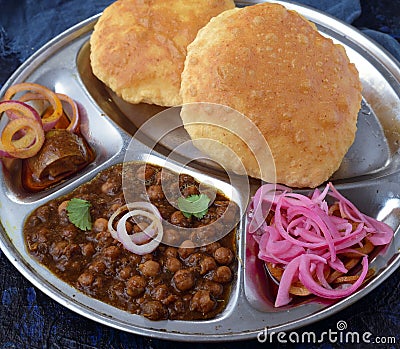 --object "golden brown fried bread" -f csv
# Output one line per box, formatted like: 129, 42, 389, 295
180, 3, 362, 188
90, 0, 235, 106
